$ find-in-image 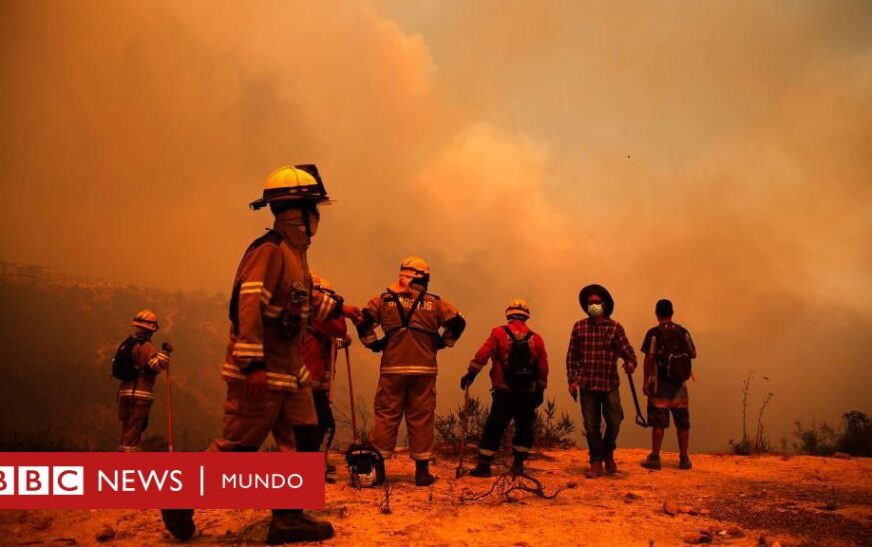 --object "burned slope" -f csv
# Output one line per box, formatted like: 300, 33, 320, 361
0, 262, 227, 451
